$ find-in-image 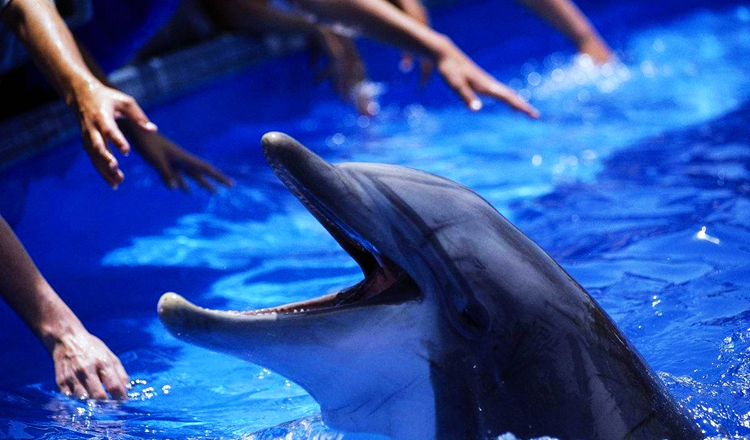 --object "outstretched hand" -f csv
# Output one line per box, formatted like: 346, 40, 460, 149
51, 330, 130, 400
435, 40, 540, 117
132, 131, 235, 193
311, 27, 376, 115
71, 81, 158, 188
388, 0, 434, 82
